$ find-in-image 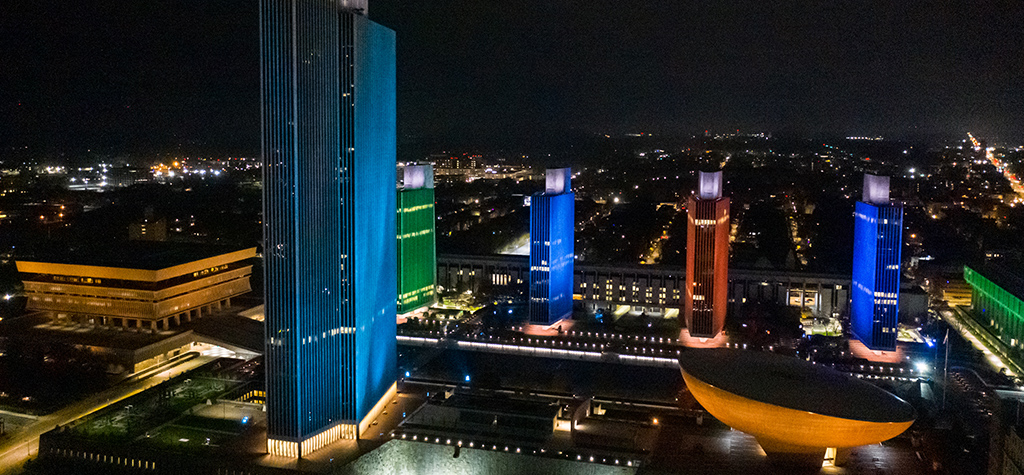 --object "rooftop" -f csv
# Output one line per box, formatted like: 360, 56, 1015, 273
441, 392, 559, 419
1, 312, 187, 351
968, 263, 1024, 299
20, 242, 253, 271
